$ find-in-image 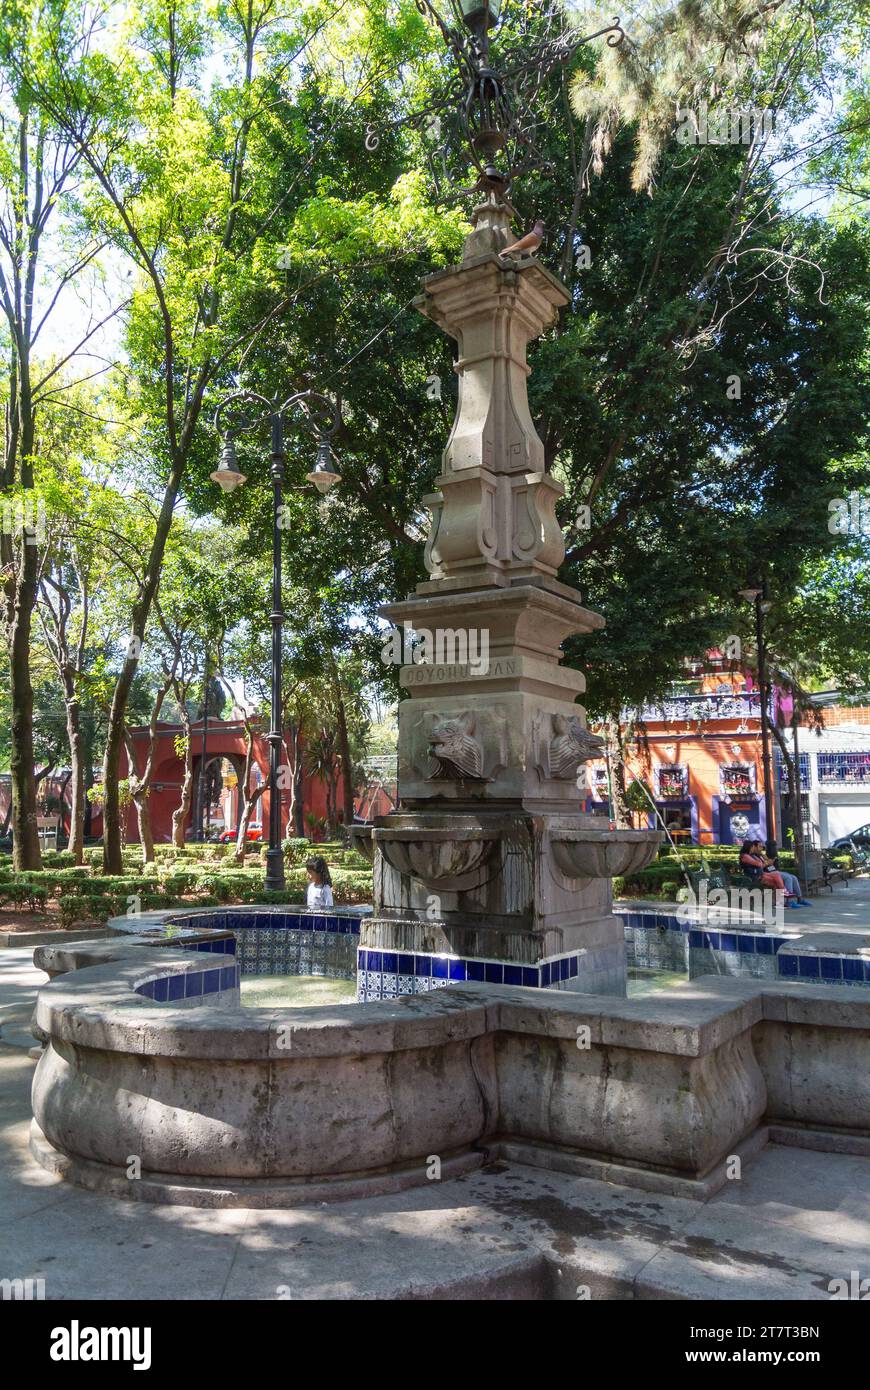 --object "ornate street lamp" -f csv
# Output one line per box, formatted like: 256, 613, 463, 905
364, 2, 625, 202
212, 388, 341, 893
458, 0, 502, 34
